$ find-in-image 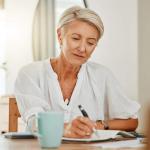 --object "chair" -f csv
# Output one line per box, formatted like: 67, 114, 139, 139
8, 97, 21, 132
